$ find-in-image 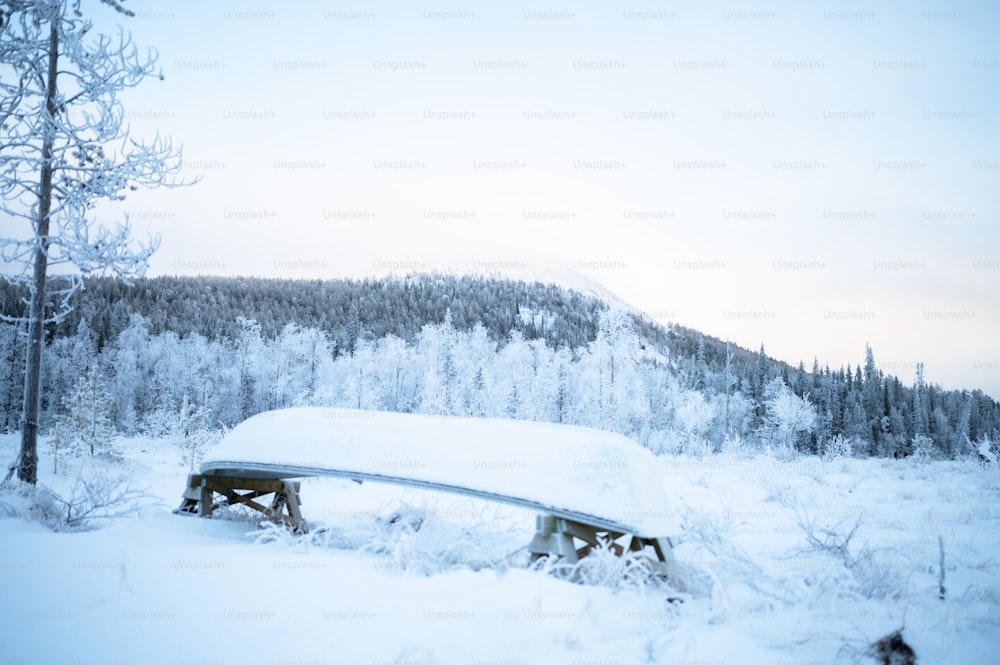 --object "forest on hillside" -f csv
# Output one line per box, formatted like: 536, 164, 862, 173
0, 274, 997, 460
